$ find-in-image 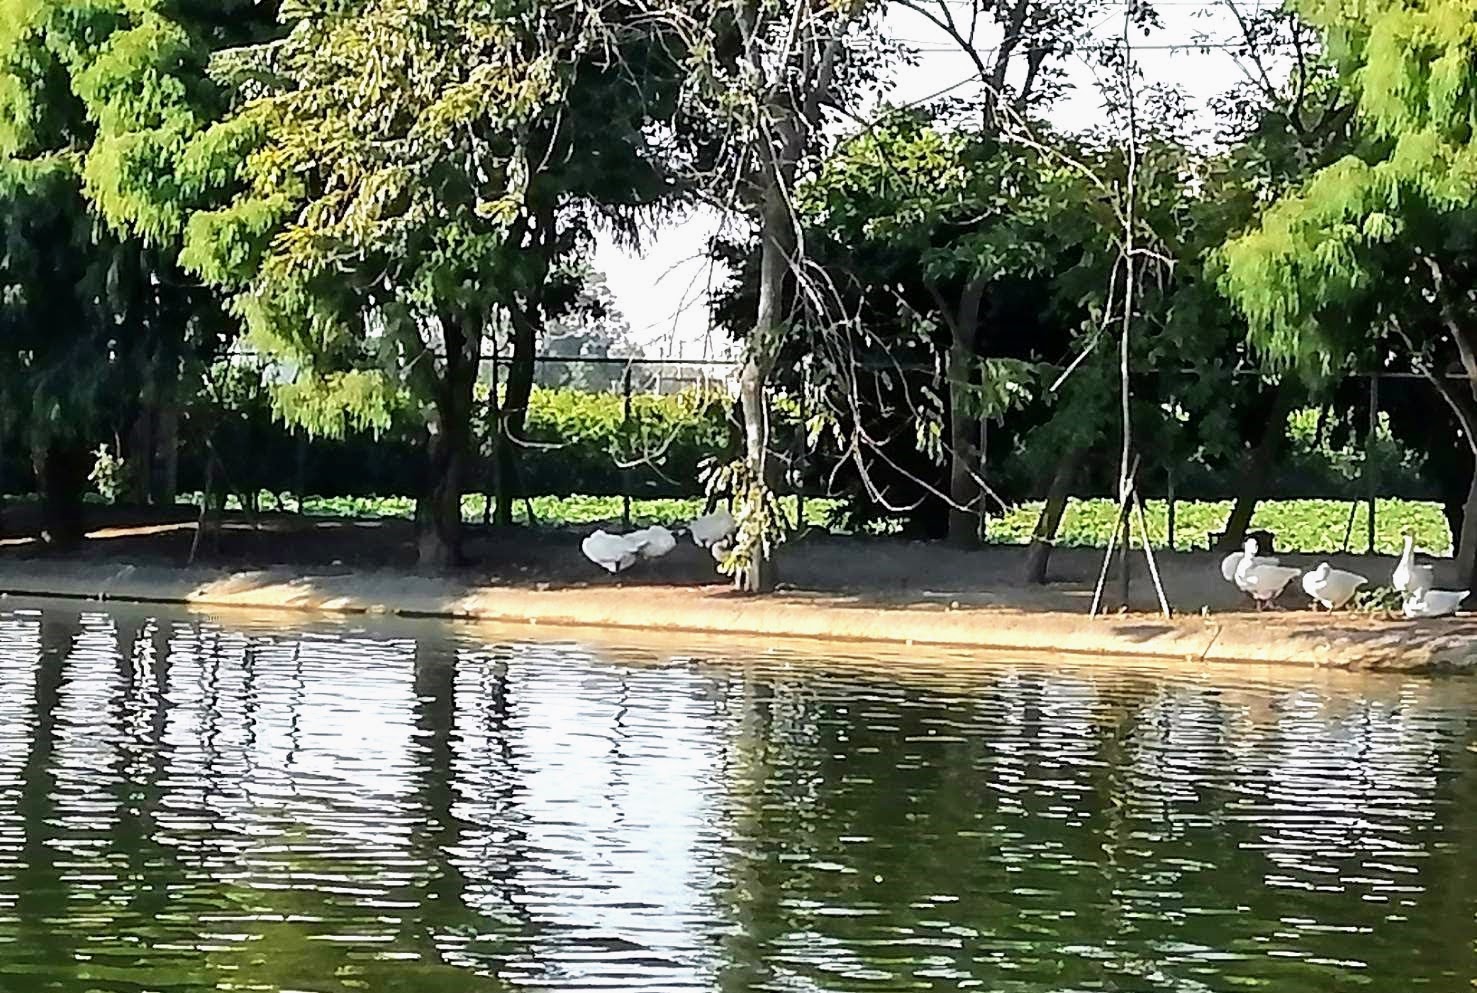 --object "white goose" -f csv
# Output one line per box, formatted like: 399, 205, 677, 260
1220, 547, 1279, 583
1393, 534, 1435, 597
688, 507, 736, 548
1301, 562, 1368, 610
1402, 588, 1466, 619
625, 524, 677, 560
1234, 538, 1303, 610
581, 530, 639, 574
